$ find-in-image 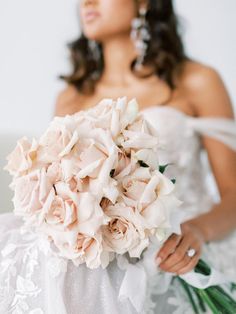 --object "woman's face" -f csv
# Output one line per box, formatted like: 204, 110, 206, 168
79, 0, 138, 41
